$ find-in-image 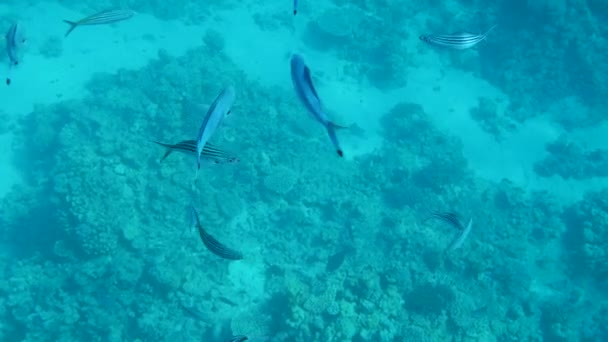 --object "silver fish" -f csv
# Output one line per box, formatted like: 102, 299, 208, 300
419, 25, 497, 50
5, 22, 26, 85
63, 9, 135, 37
290, 54, 345, 157
447, 217, 473, 252
195, 86, 235, 179
293, 0, 298, 15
